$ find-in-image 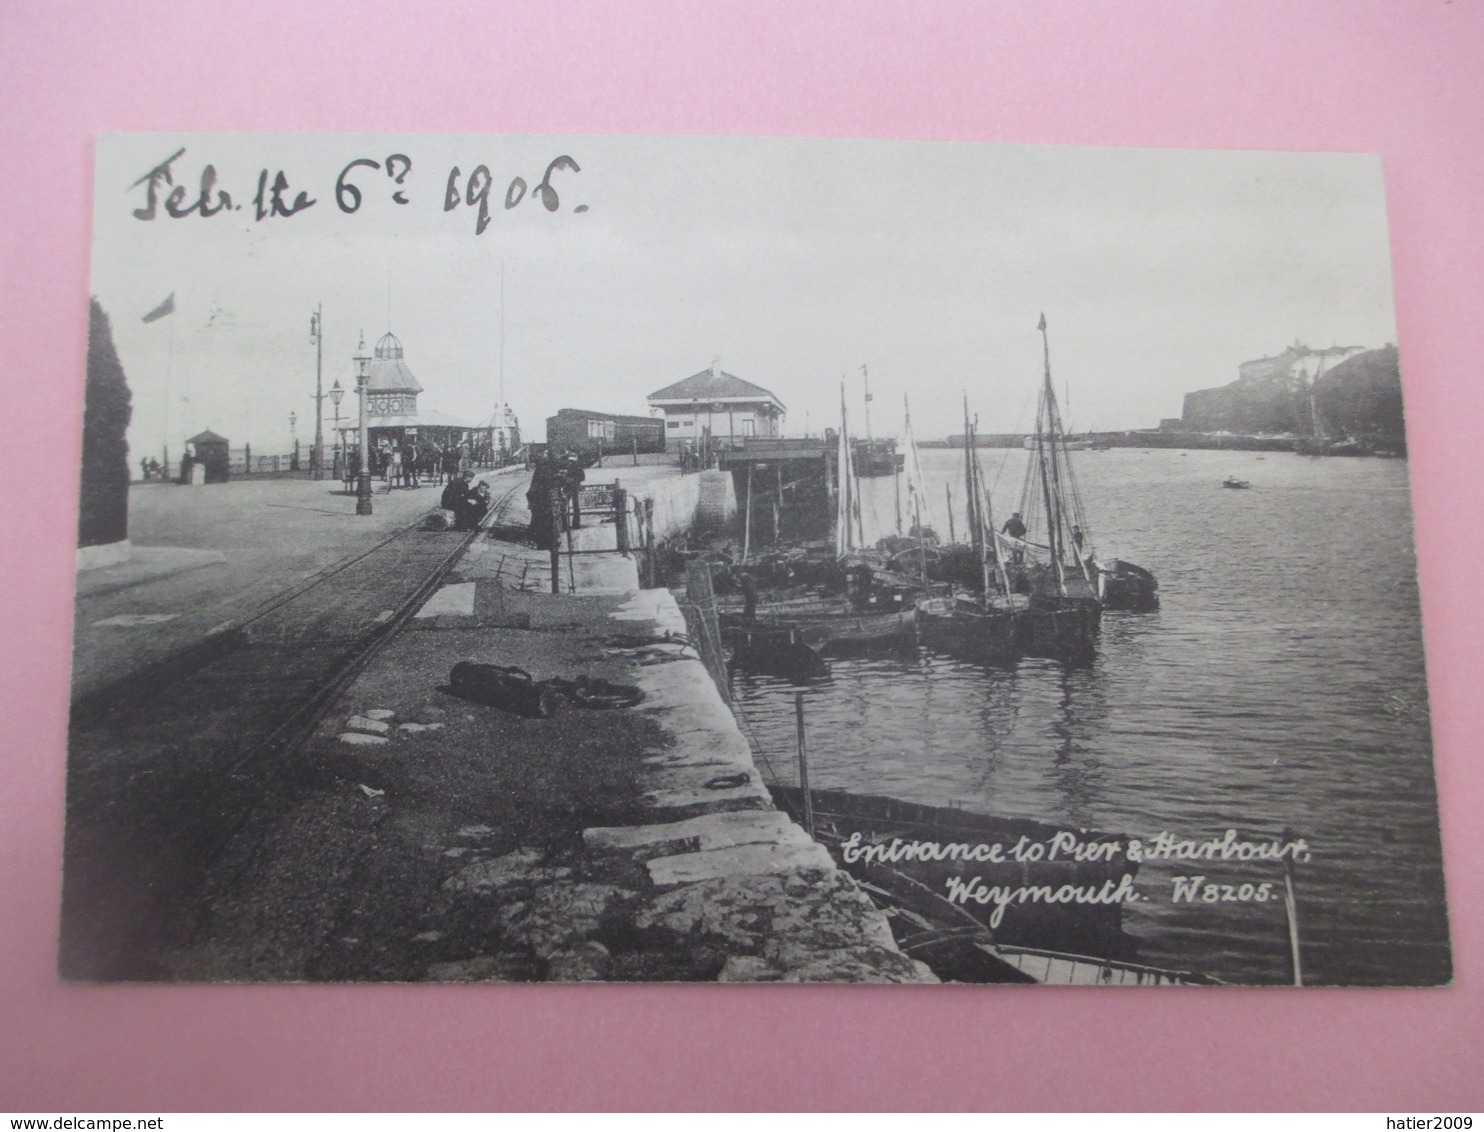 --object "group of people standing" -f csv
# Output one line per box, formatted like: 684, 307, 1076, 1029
342, 440, 469, 491
525, 451, 587, 549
